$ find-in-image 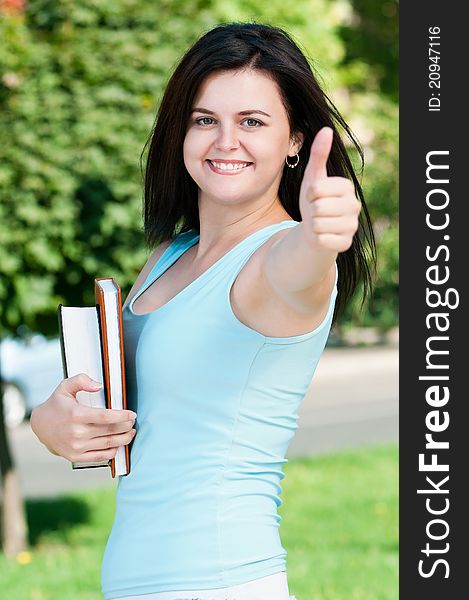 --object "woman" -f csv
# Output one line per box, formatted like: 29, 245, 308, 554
31, 22, 375, 600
